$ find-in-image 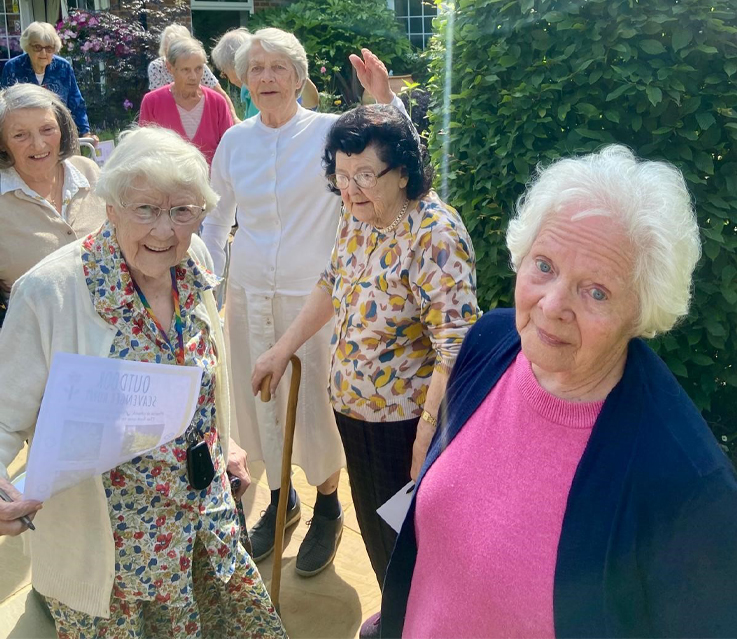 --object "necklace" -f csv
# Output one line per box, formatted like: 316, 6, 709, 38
375, 198, 409, 234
